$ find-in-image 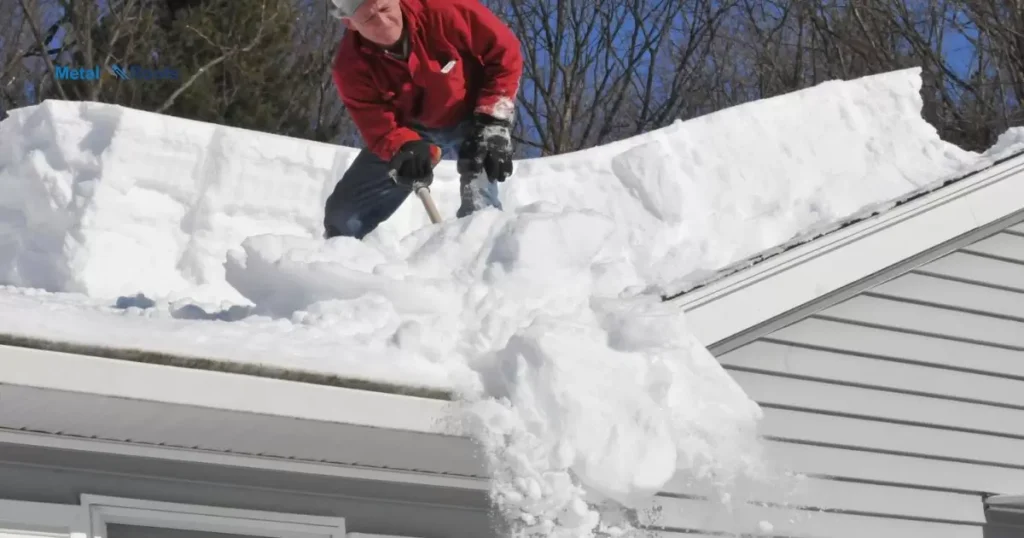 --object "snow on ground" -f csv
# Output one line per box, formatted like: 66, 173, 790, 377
2, 67, 1024, 537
